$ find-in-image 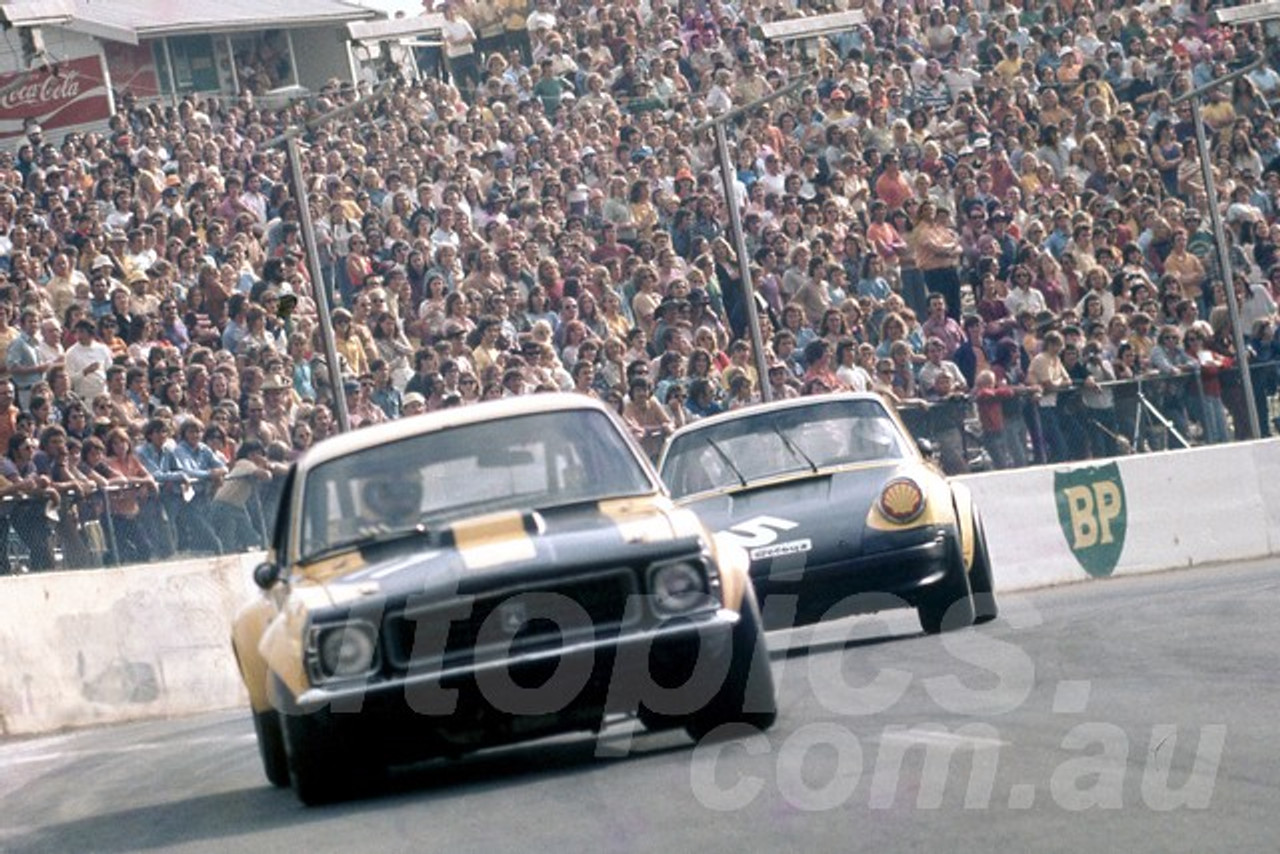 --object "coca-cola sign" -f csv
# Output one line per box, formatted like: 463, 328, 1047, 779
0, 55, 110, 140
